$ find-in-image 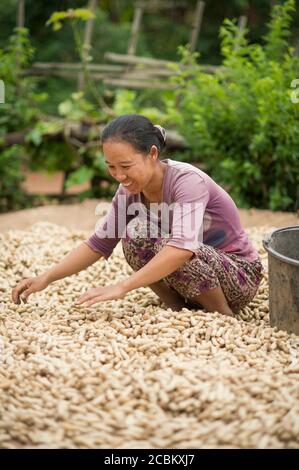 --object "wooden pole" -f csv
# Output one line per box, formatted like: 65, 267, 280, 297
17, 0, 25, 28
1, 125, 187, 150
29, 58, 220, 73
127, 6, 143, 56
16, 0, 26, 97
78, 0, 97, 91
137, 1, 187, 10
103, 78, 176, 90
237, 15, 248, 32
105, 52, 177, 67
32, 62, 125, 72
234, 15, 247, 51
189, 1, 205, 53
